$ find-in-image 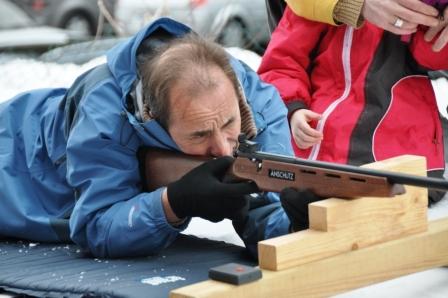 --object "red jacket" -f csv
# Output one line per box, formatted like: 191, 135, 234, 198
259, 7, 448, 203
